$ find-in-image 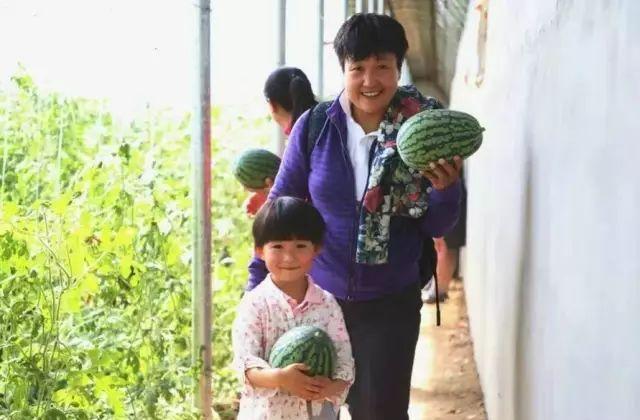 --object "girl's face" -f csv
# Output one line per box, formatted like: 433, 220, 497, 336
256, 239, 319, 284
267, 101, 293, 134
343, 53, 400, 121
